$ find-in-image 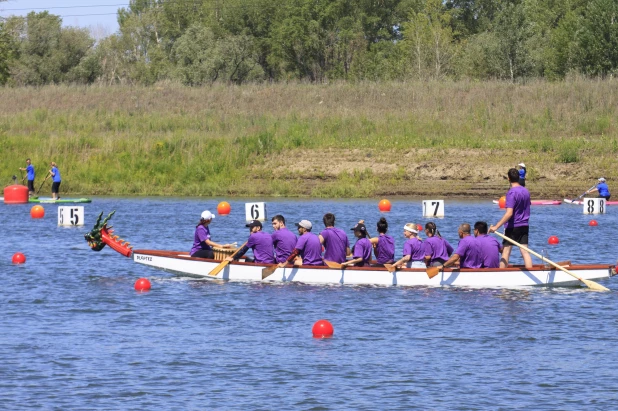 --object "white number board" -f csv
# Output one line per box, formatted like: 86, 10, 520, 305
245, 202, 267, 222
58, 206, 84, 226
422, 200, 445, 217
583, 198, 606, 215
